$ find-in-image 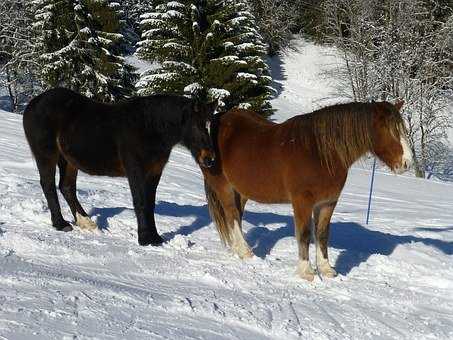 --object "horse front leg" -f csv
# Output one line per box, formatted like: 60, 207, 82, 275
314, 201, 337, 278
124, 157, 163, 246
292, 198, 315, 281
142, 172, 164, 245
